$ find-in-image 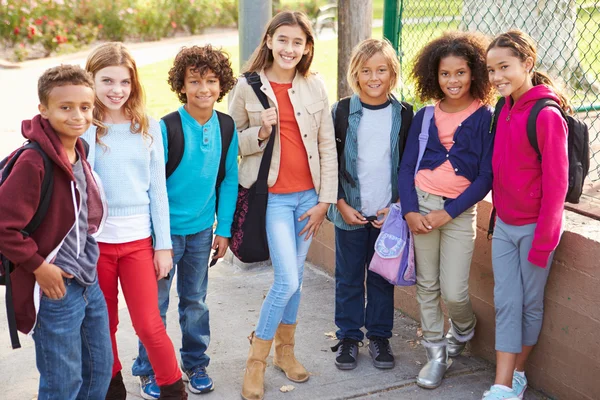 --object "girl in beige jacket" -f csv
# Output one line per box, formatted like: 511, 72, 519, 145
228, 10, 337, 400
